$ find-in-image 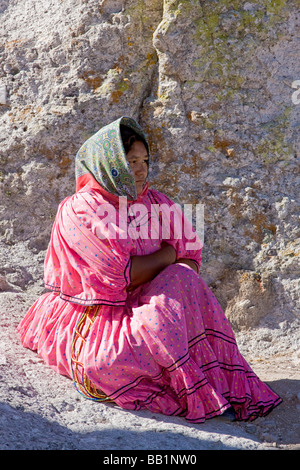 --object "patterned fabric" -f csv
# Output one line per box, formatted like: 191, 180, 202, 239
42, 187, 201, 306
18, 186, 282, 422
18, 188, 282, 421
17, 117, 282, 422
75, 116, 149, 200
